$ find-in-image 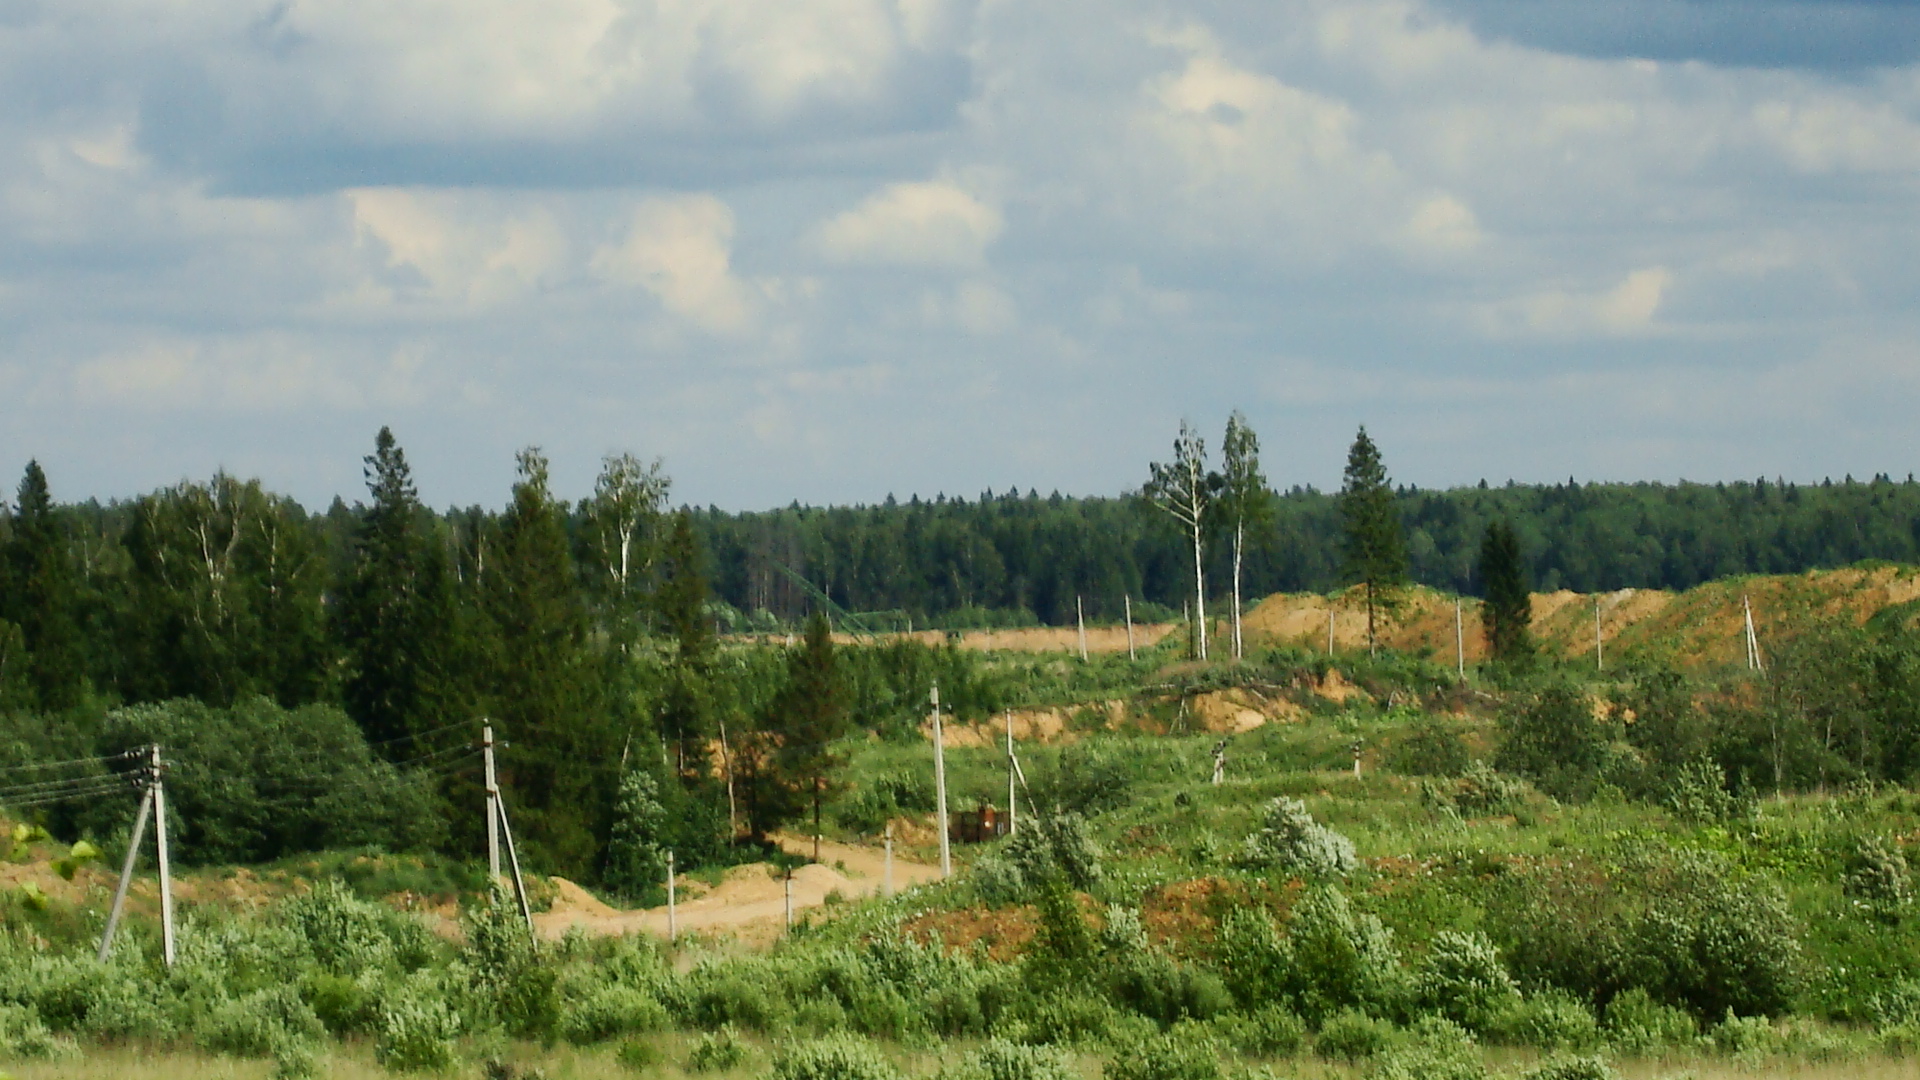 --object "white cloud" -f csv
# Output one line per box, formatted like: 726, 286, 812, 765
815, 181, 1003, 268
68, 337, 364, 411
1482, 266, 1676, 338
348, 189, 570, 308
592, 194, 759, 334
